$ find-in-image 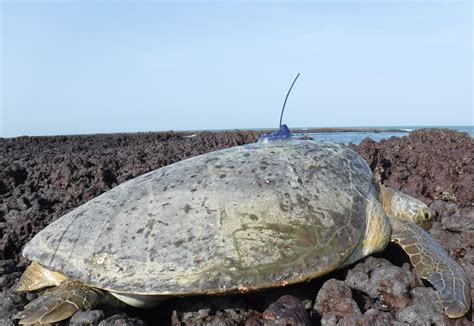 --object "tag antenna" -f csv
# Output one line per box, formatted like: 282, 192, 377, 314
279, 73, 300, 128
